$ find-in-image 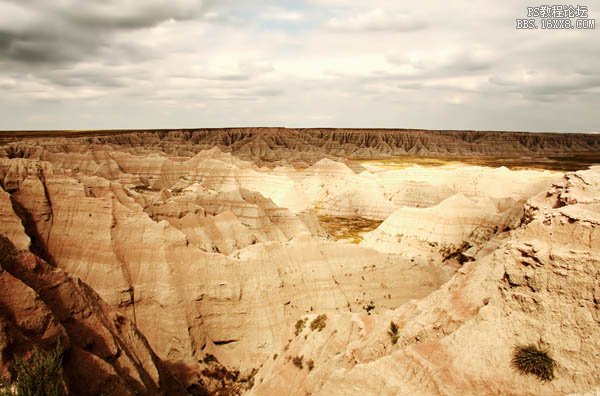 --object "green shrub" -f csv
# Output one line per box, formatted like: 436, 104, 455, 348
310, 314, 327, 332
387, 321, 400, 345
511, 344, 555, 381
306, 359, 314, 371
1, 342, 65, 396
